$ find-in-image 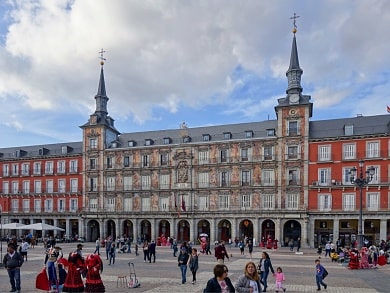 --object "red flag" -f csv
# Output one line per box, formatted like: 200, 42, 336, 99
181, 195, 186, 211
387, 105, 390, 113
